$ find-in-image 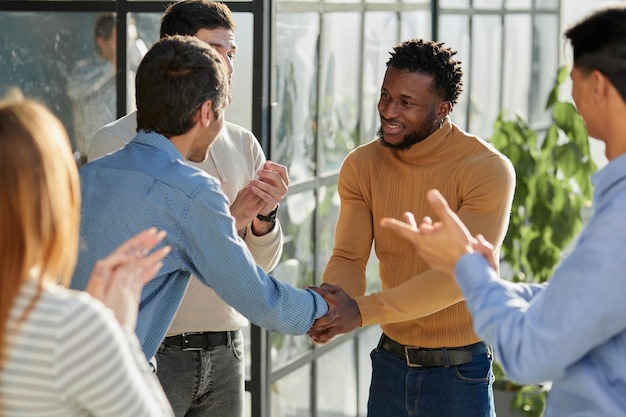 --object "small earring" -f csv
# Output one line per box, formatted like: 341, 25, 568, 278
438, 118, 443, 129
